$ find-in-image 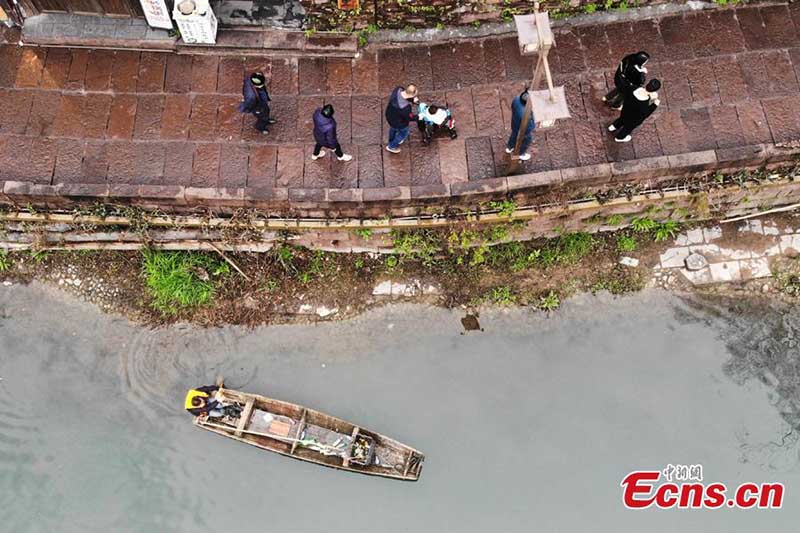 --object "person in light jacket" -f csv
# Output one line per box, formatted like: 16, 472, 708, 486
603, 51, 650, 110
311, 104, 352, 161
608, 79, 661, 142
385, 84, 419, 153
238, 72, 276, 134
504, 90, 536, 161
